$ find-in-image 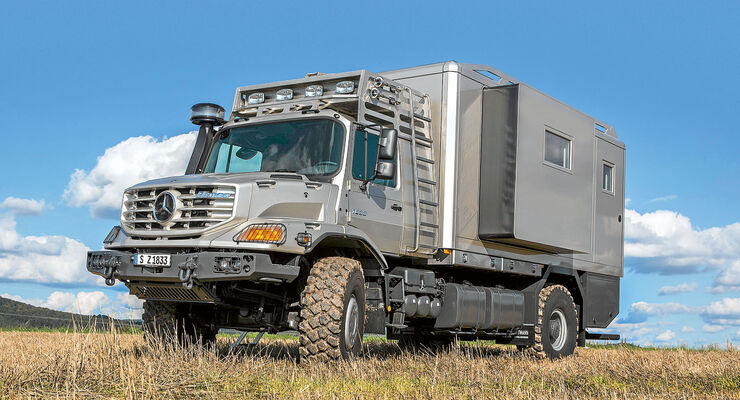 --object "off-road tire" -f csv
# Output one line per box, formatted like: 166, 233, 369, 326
531, 284, 578, 359
299, 257, 365, 360
142, 300, 217, 346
